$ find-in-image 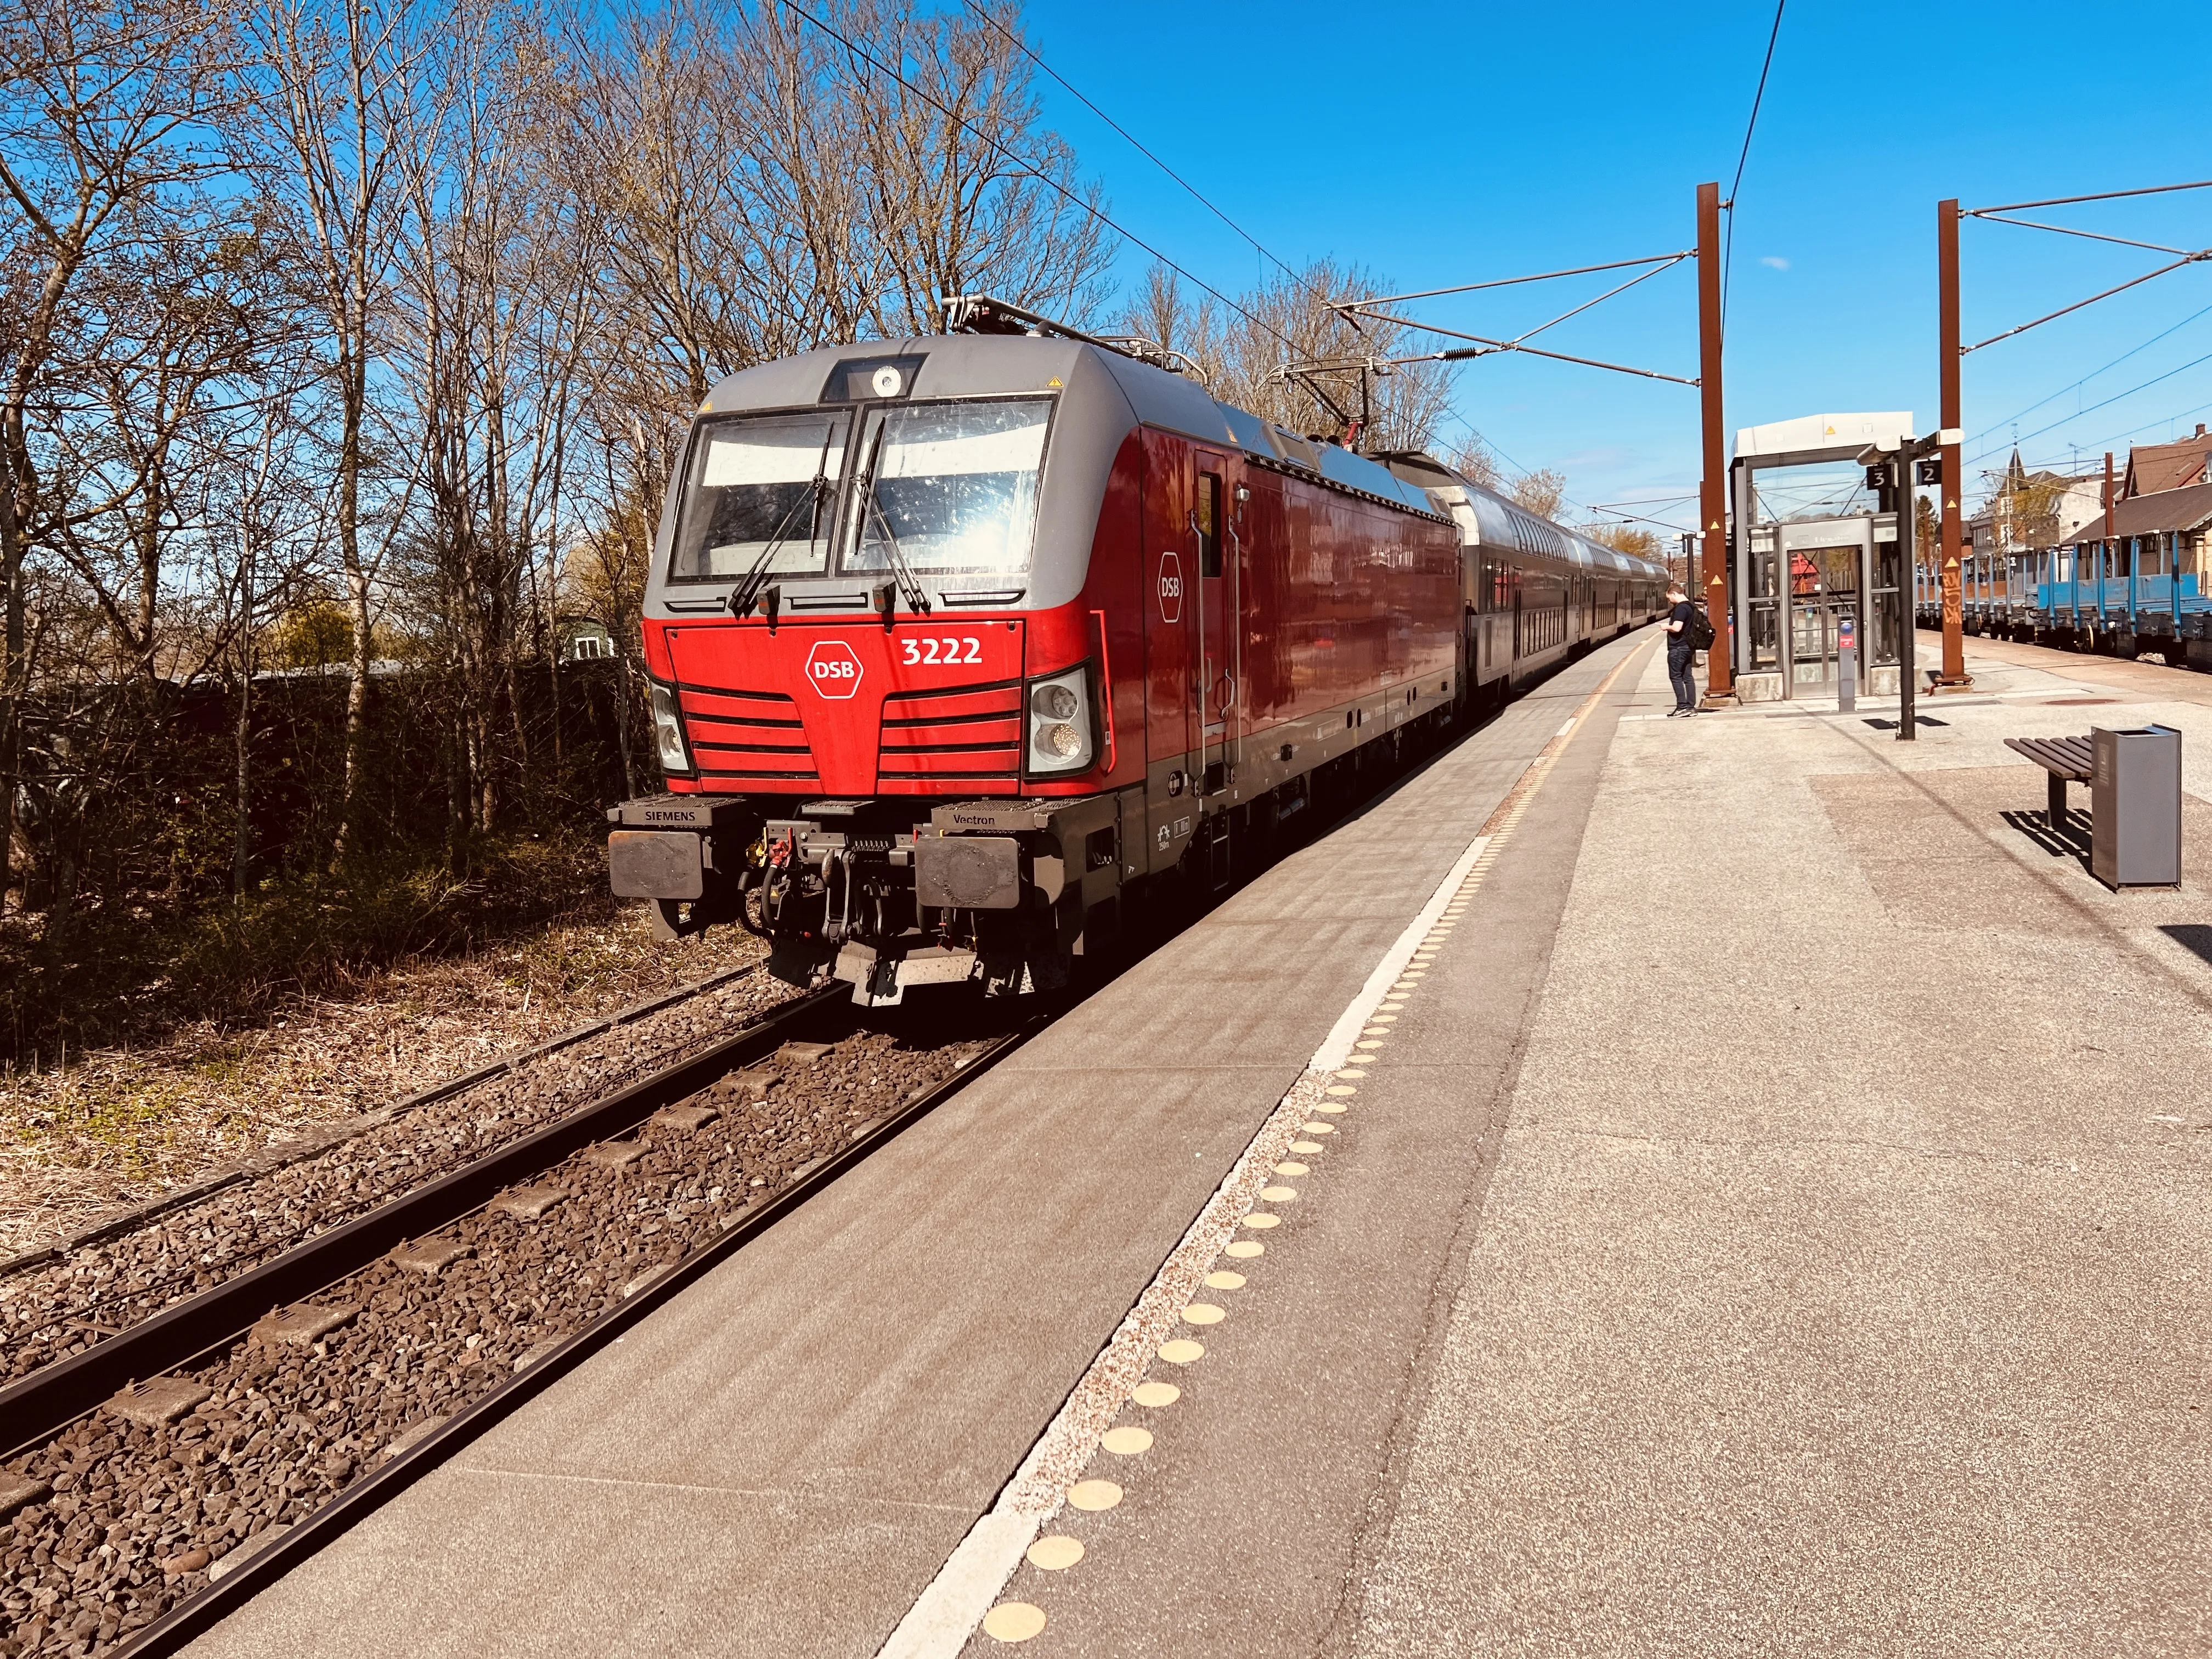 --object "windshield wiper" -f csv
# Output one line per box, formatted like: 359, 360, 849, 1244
856, 421, 932, 625
728, 426, 838, 625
